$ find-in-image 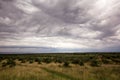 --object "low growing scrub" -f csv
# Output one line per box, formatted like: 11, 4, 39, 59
2, 62, 7, 67
90, 60, 102, 67
63, 61, 70, 67
79, 61, 84, 66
